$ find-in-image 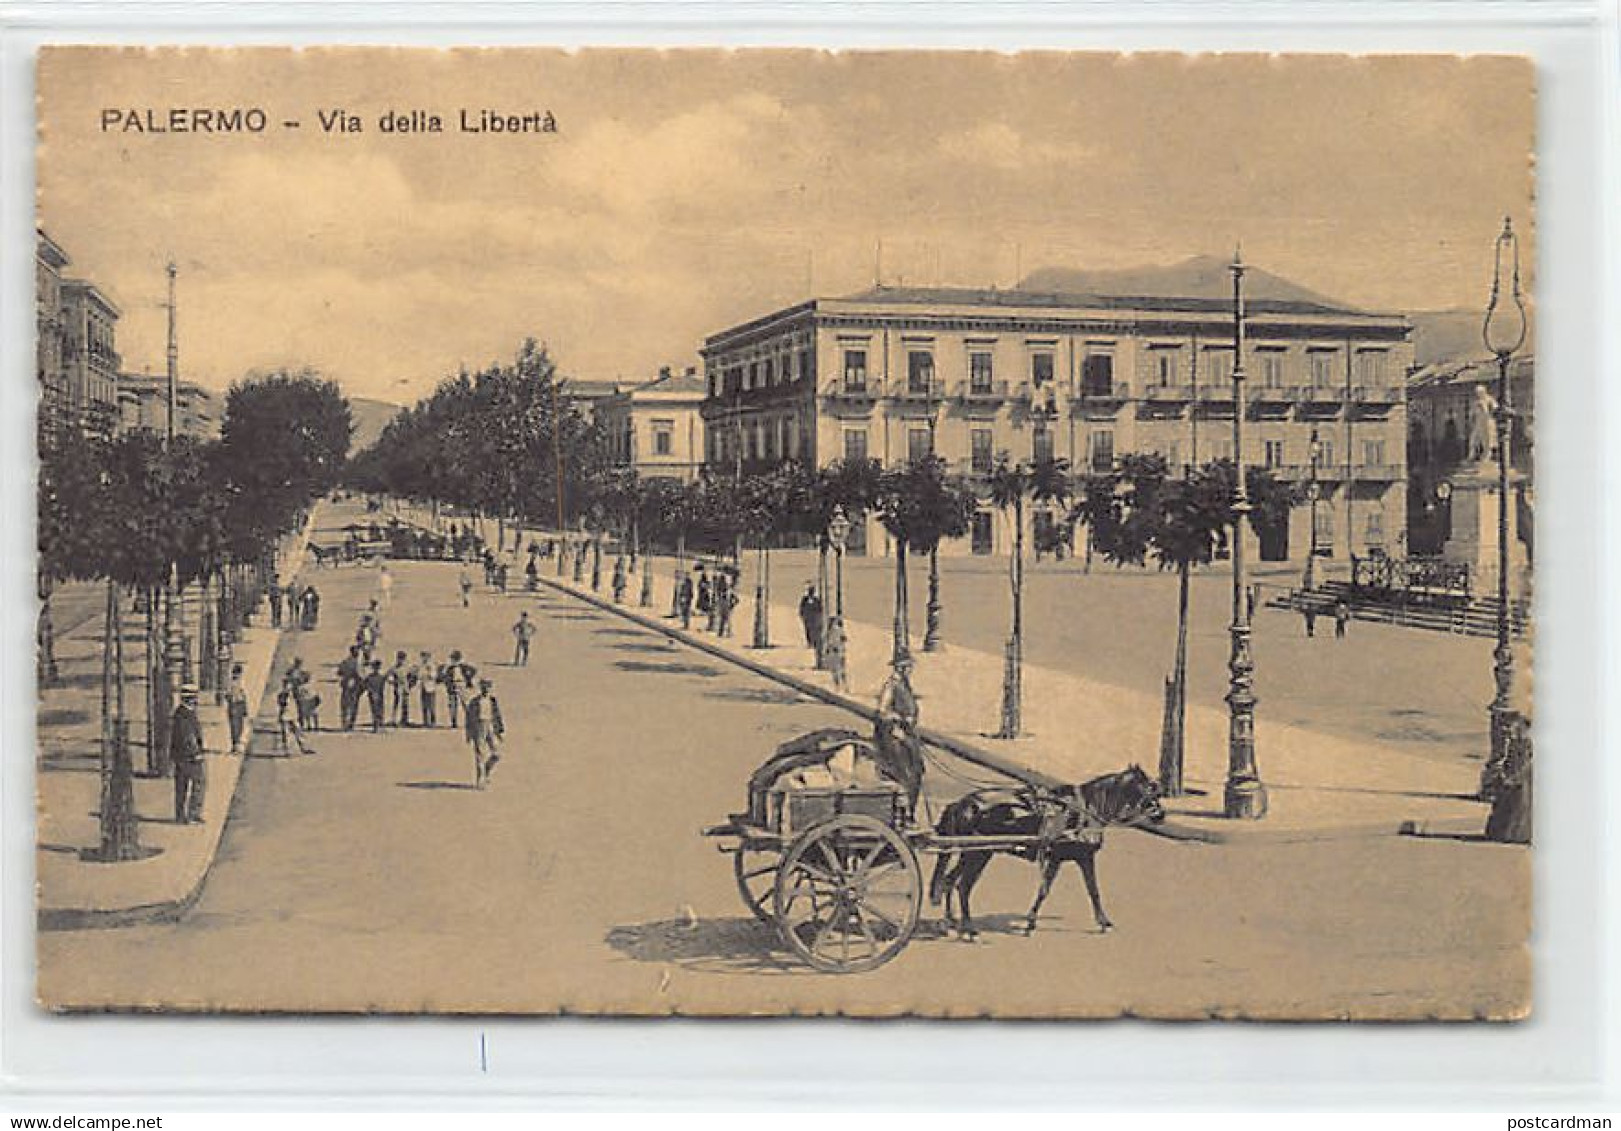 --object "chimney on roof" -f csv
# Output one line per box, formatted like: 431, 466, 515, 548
659, 365, 672, 380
